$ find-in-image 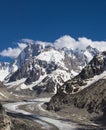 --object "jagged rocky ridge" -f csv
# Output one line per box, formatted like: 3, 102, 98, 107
3, 43, 99, 94
47, 52, 106, 118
